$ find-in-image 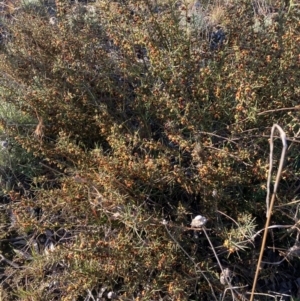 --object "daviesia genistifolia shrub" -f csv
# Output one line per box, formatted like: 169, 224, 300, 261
0, 0, 299, 299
